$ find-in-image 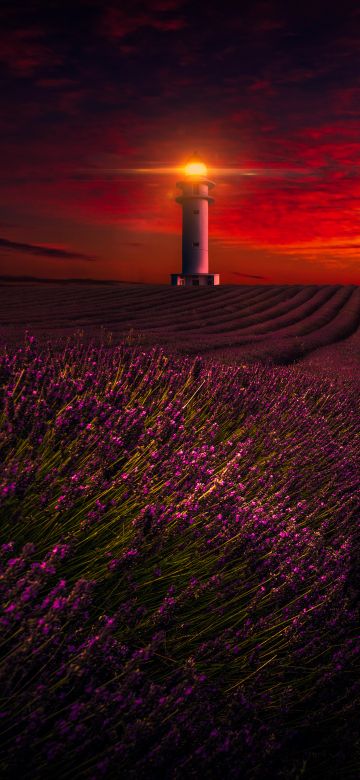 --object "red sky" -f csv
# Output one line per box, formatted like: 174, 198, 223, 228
0, 0, 359, 284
